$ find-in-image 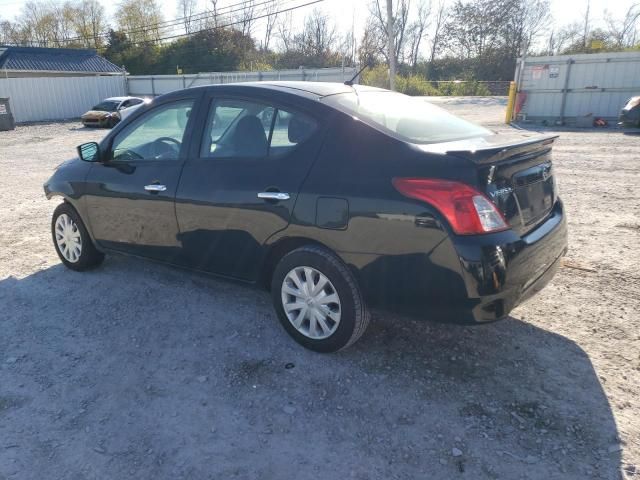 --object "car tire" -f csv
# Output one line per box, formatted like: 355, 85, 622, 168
51, 202, 104, 271
107, 117, 118, 129
271, 245, 370, 352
